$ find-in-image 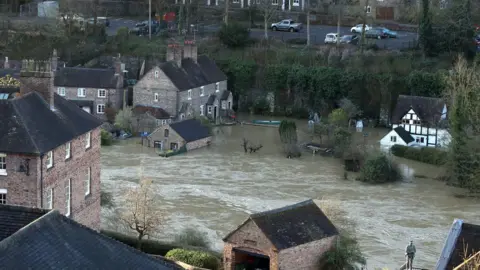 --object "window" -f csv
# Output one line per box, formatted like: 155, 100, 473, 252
188, 90, 192, 100
46, 188, 53, 209
402, 119, 409, 124
65, 142, 71, 159
85, 167, 91, 196
154, 70, 159, 78
208, 106, 212, 114
162, 120, 167, 125
77, 88, 86, 97
413, 120, 421, 125
164, 129, 169, 137
98, 89, 106, 98
58, 87, 66, 96
233, 0, 239, 3
215, 83, 219, 92
85, 132, 91, 149
439, 0, 447, 9
200, 86, 205, 96
46, 151, 53, 169
222, 102, 227, 109
0, 153, 6, 175
200, 105, 204, 116
97, 104, 105, 114
65, 179, 71, 217
416, 137, 425, 143
0, 189, 6, 204
390, 136, 397, 142
272, 0, 278, 4
365, 5, 371, 13
293, 0, 299, 5
154, 93, 159, 102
